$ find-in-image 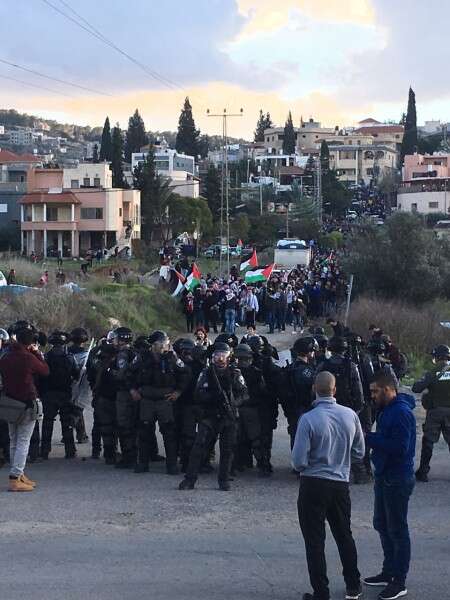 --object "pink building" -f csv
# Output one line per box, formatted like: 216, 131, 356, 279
19, 164, 141, 258
397, 153, 450, 215
402, 153, 450, 182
